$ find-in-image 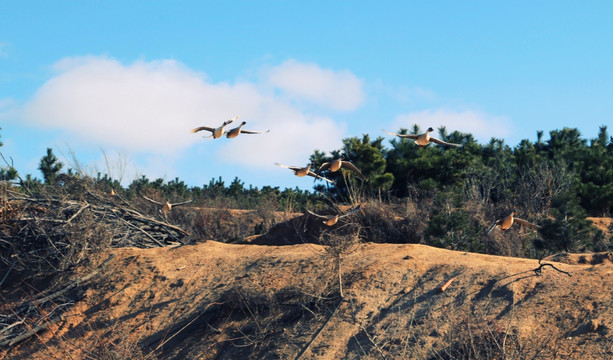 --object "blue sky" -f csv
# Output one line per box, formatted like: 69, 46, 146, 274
1, 1, 612, 191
